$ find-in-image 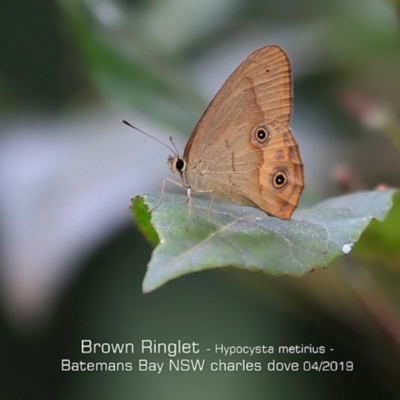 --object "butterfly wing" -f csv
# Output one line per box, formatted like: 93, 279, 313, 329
182, 45, 303, 219
206, 121, 303, 219
184, 45, 292, 161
